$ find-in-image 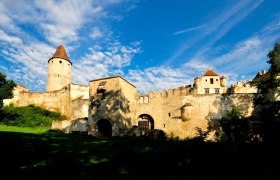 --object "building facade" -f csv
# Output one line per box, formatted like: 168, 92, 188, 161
4, 45, 259, 138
